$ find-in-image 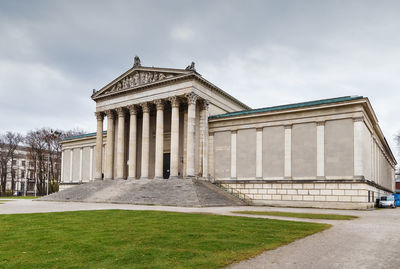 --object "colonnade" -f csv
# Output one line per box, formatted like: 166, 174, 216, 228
94, 93, 209, 180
